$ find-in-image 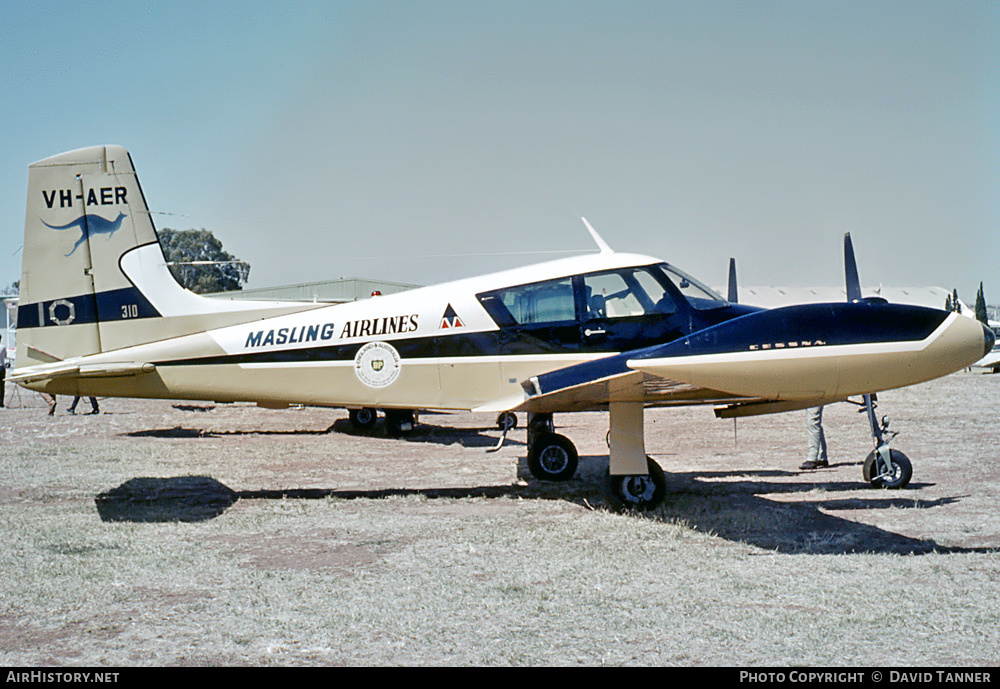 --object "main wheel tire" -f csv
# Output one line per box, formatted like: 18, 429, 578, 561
497, 411, 518, 431
527, 432, 578, 482
348, 407, 377, 430
862, 448, 912, 489
385, 409, 415, 436
606, 457, 667, 511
